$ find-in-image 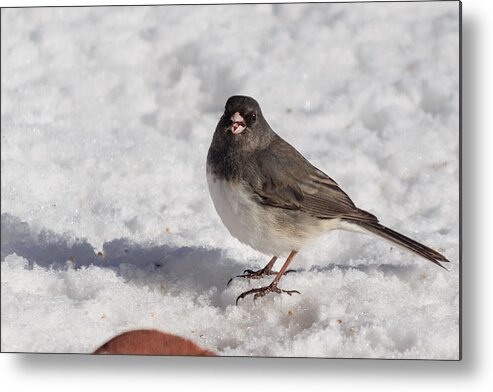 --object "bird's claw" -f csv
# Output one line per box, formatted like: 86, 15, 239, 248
227, 273, 255, 287
227, 267, 276, 287
227, 268, 297, 287
236, 283, 301, 305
